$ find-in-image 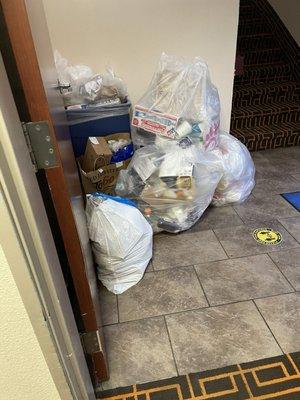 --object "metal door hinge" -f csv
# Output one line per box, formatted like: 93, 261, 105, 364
81, 330, 103, 354
22, 121, 57, 171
